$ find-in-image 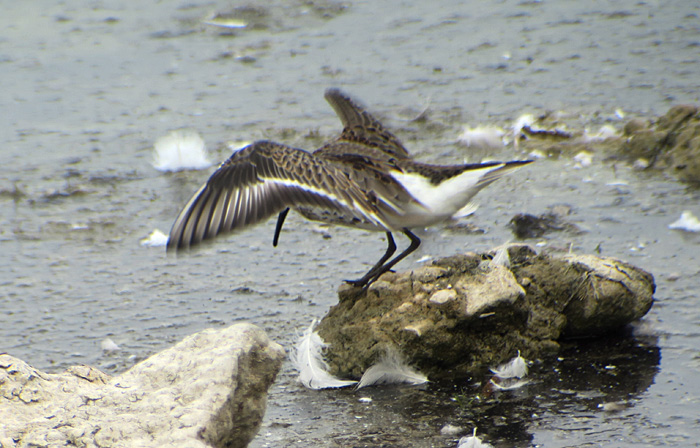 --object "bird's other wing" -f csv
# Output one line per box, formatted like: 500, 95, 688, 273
322, 88, 411, 160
